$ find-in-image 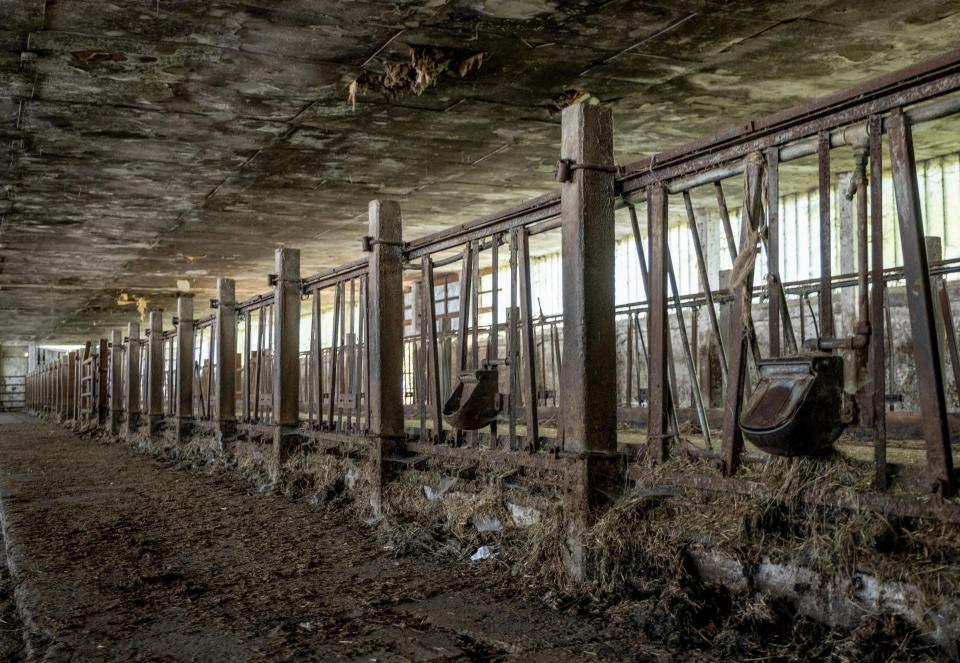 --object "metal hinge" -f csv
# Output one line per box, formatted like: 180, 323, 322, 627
554, 158, 619, 183
361, 236, 406, 253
